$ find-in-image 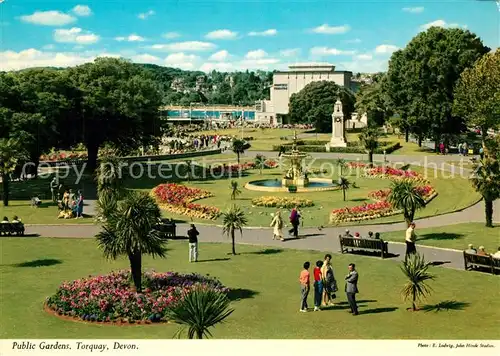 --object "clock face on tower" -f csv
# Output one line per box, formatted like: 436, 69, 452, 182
335, 117, 342, 122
